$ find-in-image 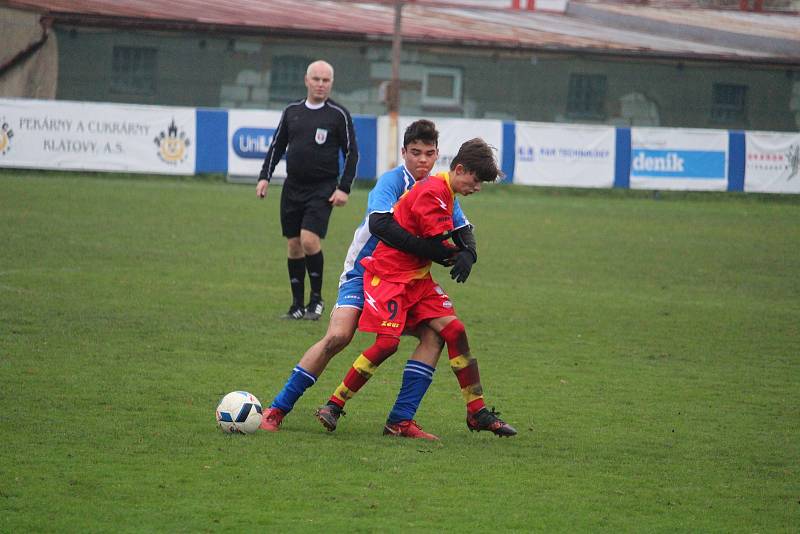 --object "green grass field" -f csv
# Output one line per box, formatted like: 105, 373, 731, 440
1, 170, 798, 532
